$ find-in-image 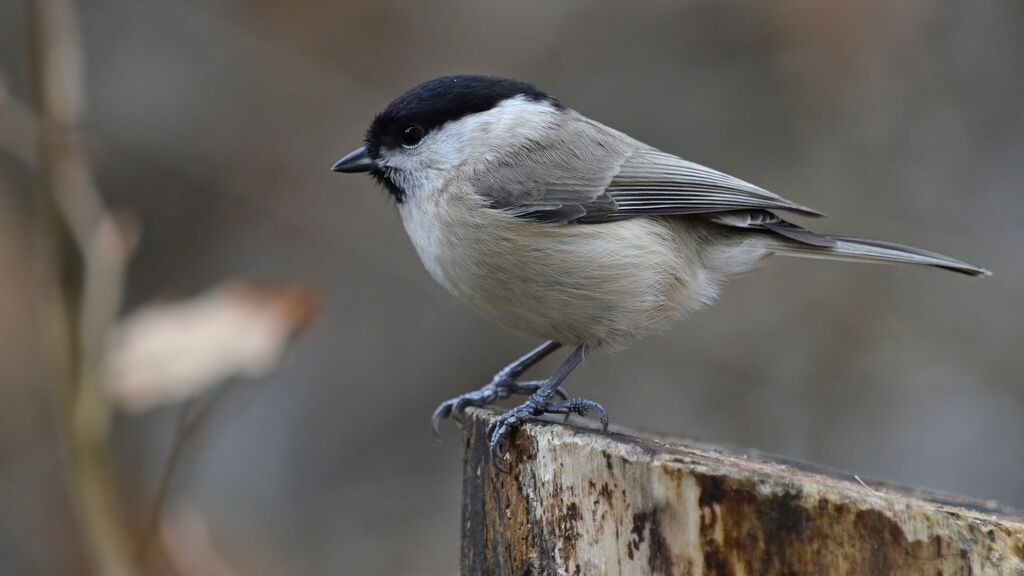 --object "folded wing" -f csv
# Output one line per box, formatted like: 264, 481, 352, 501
476, 113, 823, 225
